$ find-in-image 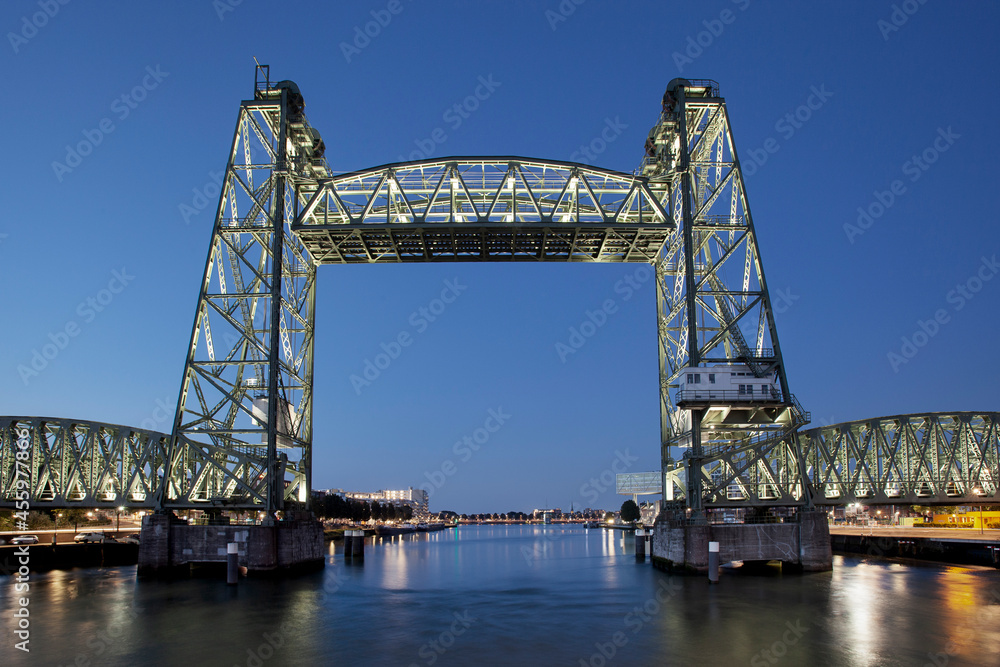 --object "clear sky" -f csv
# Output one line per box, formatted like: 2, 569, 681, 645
2, 1, 998, 515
